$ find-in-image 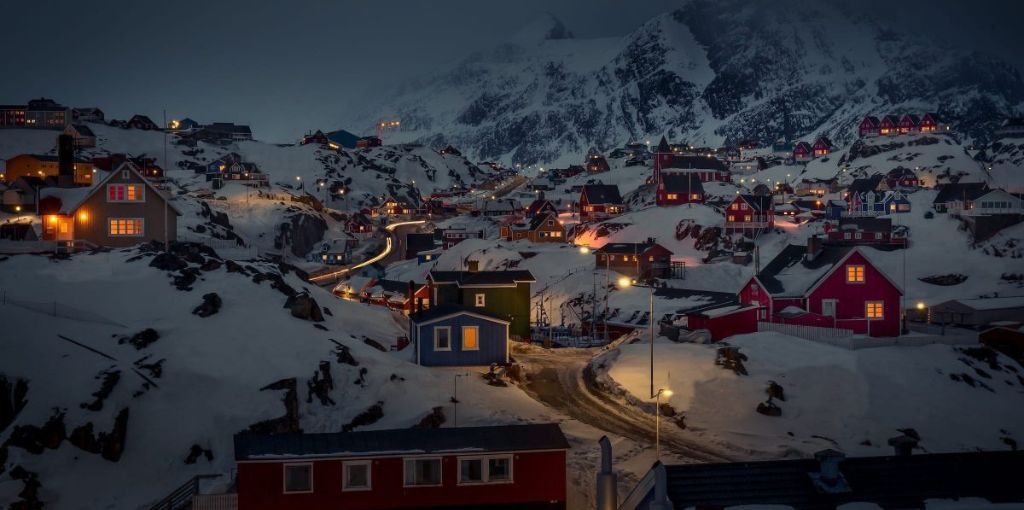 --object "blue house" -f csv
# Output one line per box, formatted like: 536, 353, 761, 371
825, 199, 847, 220
410, 306, 510, 367
326, 129, 361, 149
